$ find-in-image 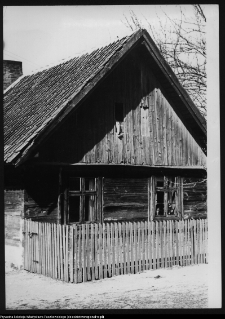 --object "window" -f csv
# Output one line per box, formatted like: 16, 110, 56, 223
67, 177, 98, 223
151, 176, 183, 219
115, 102, 124, 138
